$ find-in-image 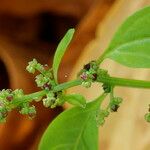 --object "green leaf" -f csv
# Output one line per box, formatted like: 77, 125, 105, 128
53, 29, 75, 83
63, 94, 86, 108
103, 6, 150, 68
39, 94, 106, 150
